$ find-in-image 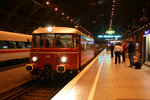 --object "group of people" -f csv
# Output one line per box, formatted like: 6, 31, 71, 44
110, 41, 135, 67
